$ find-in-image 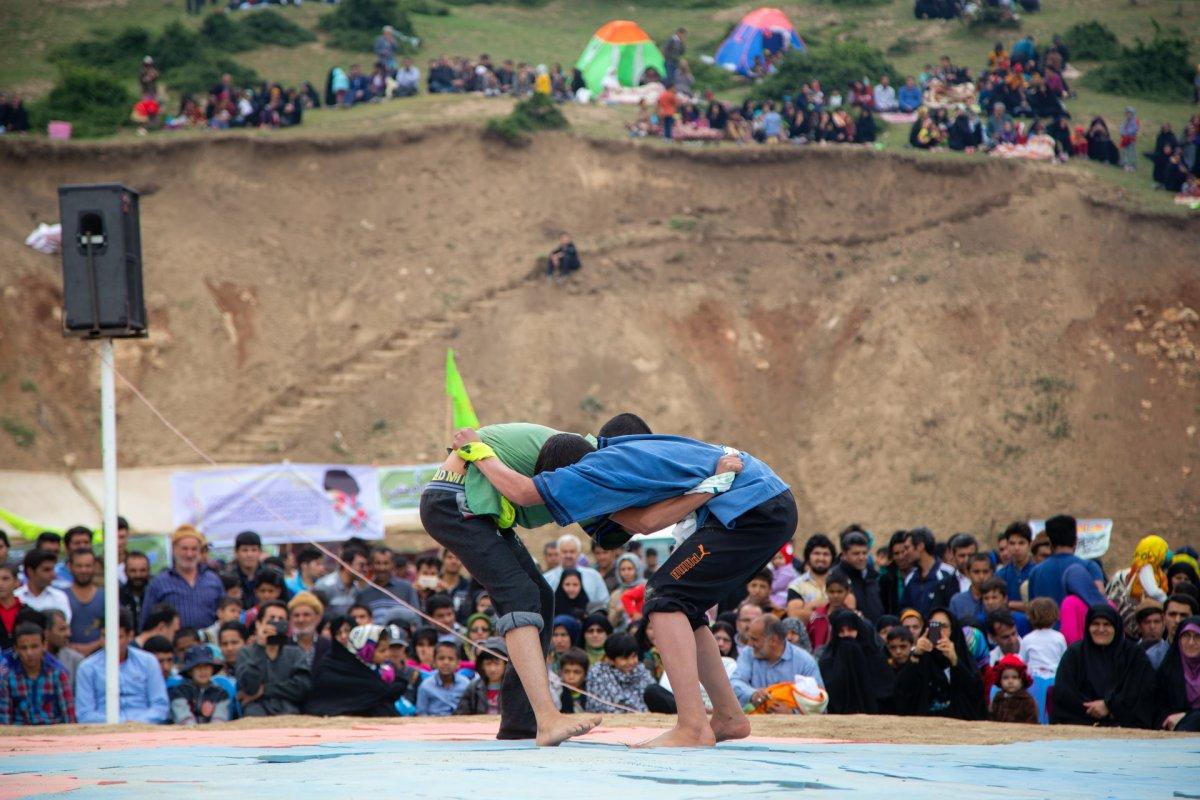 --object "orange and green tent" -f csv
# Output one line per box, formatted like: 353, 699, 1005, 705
575, 20, 667, 95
